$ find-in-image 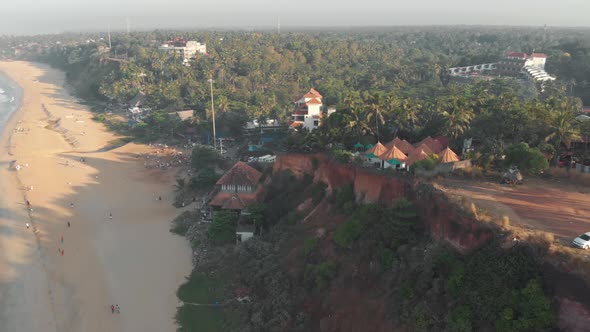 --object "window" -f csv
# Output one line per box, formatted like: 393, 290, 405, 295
313, 120, 319, 126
